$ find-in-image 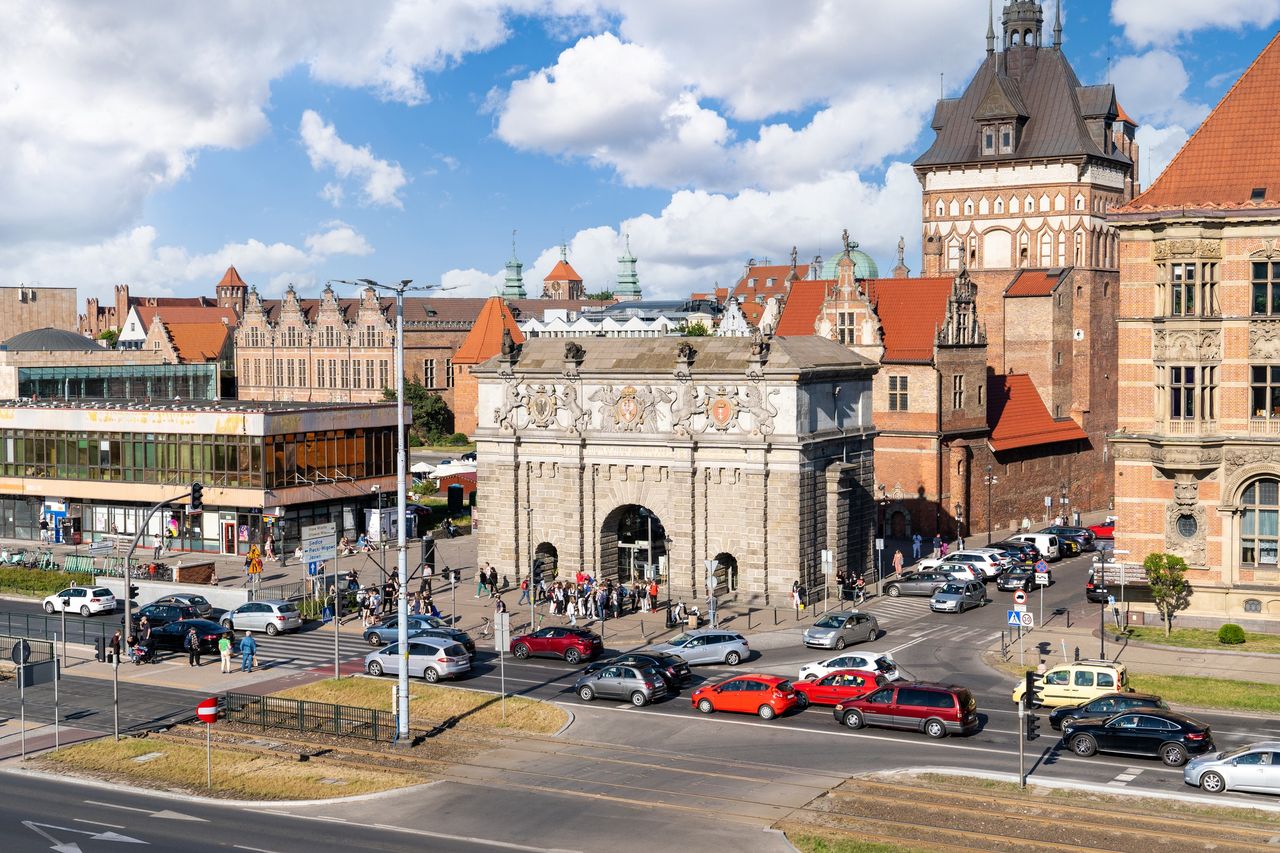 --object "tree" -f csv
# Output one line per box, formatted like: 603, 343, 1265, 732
681, 320, 710, 337
1142, 552, 1192, 637
97, 328, 119, 347
585, 290, 615, 302
383, 381, 455, 442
